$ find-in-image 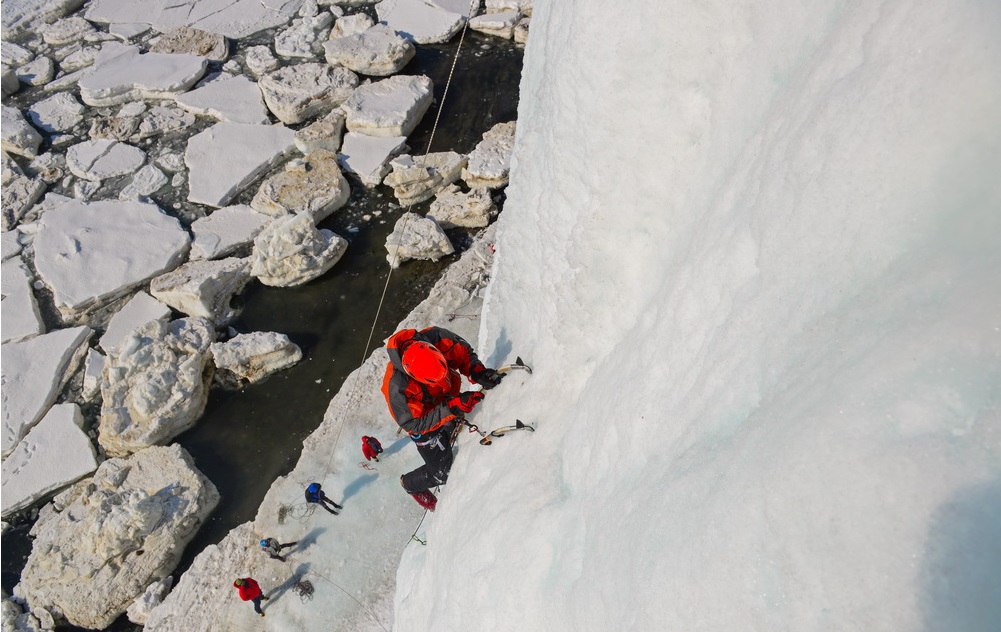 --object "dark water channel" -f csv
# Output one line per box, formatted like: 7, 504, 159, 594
1, 28, 522, 631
